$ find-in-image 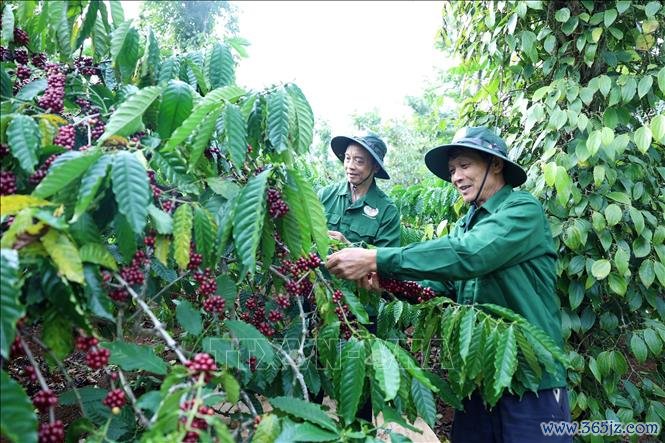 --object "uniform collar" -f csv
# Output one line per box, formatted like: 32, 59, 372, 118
477, 185, 512, 214
336, 180, 382, 208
